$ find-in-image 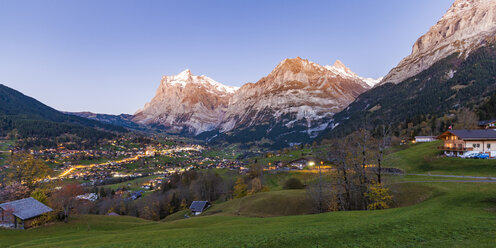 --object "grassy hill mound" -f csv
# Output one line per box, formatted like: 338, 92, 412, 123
207, 189, 311, 217
163, 182, 434, 221
164, 190, 310, 221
